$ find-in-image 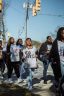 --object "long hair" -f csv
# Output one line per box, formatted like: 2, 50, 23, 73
56, 27, 64, 40
16, 38, 23, 45
7, 37, 14, 46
